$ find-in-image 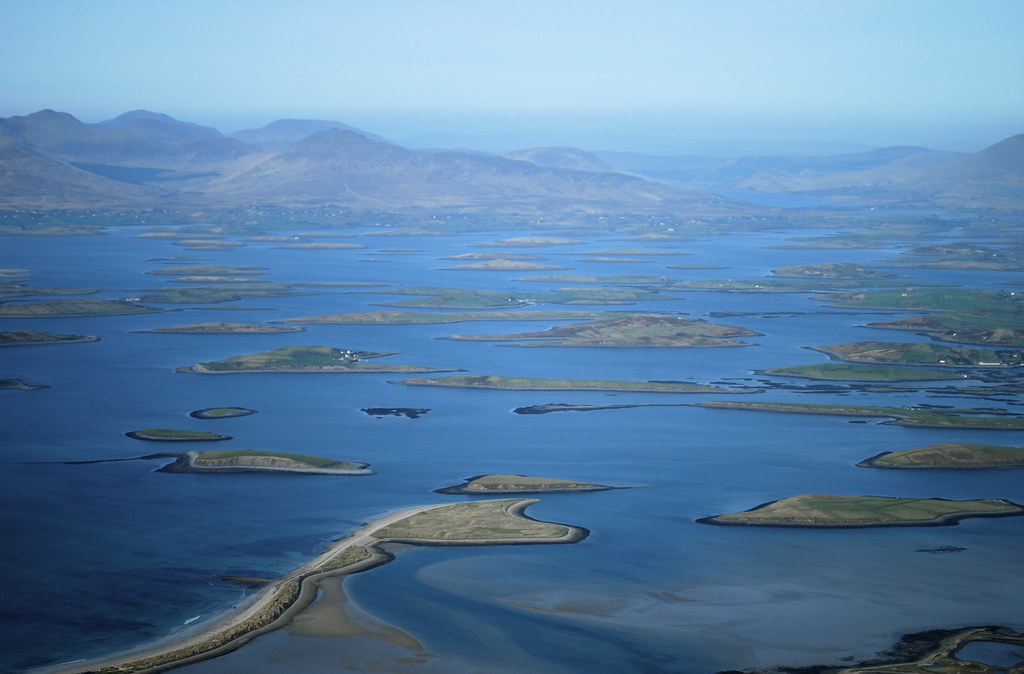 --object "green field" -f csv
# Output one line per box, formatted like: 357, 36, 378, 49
760, 363, 961, 381
392, 374, 753, 393
701, 494, 1023, 527
811, 341, 1024, 367
127, 429, 230, 441
281, 310, 621, 324
0, 298, 163, 317
696, 401, 1024, 429
0, 330, 99, 345
859, 443, 1024, 468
